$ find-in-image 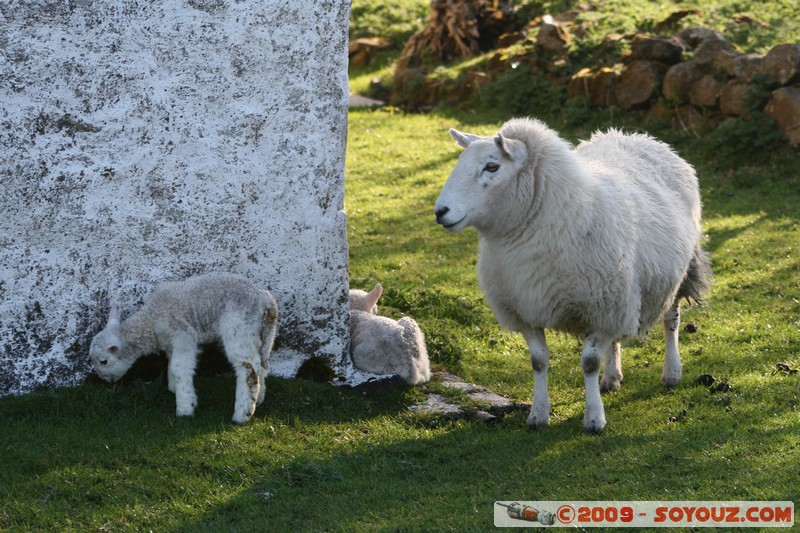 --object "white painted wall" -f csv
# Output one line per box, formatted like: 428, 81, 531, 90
0, 0, 352, 395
